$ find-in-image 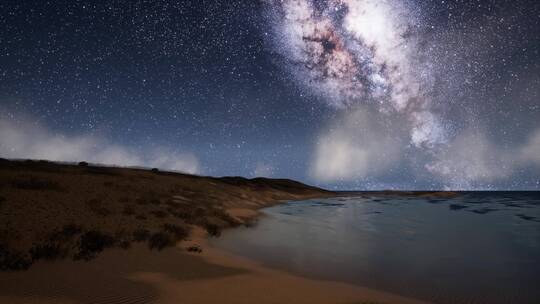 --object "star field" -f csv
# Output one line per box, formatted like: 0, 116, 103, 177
1, 0, 539, 189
